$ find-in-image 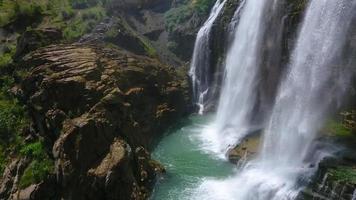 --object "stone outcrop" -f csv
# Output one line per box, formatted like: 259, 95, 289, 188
0, 44, 190, 199
298, 156, 356, 200
227, 133, 260, 164
14, 28, 63, 60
